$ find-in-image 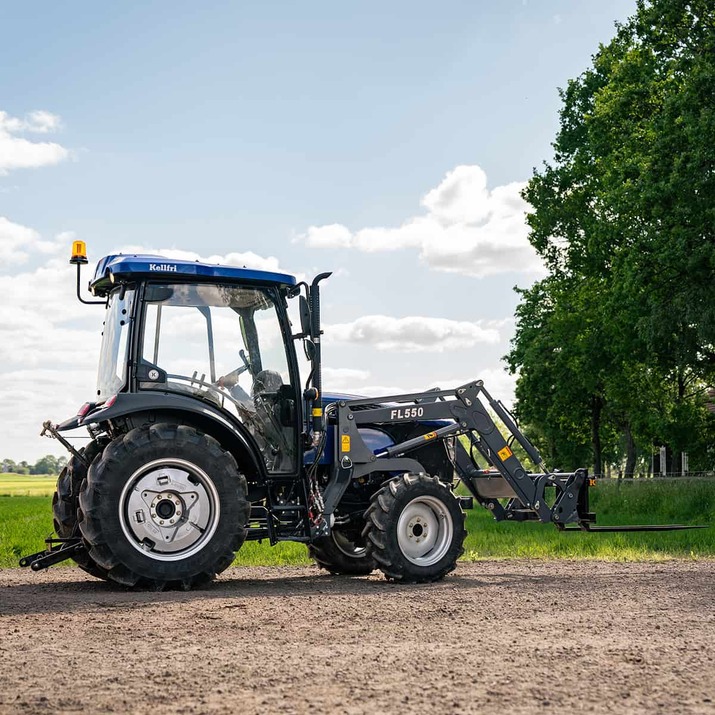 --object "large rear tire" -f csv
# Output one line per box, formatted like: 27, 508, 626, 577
363, 473, 466, 583
309, 524, 376, 575
52, 439, 109, 580
78, 423, 249, 590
